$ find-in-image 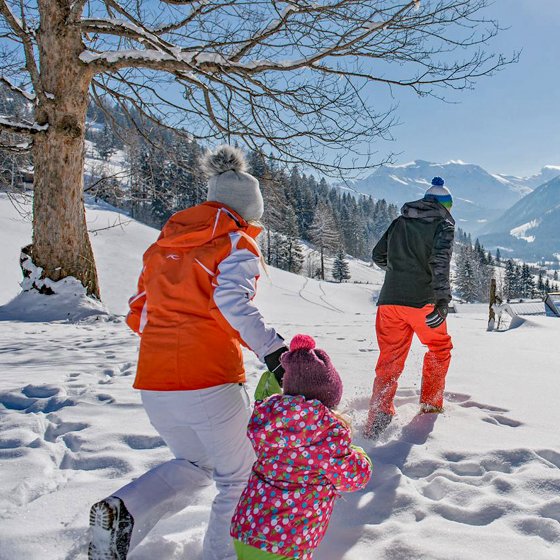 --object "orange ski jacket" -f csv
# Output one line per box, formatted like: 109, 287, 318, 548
126, 202, 284, 391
